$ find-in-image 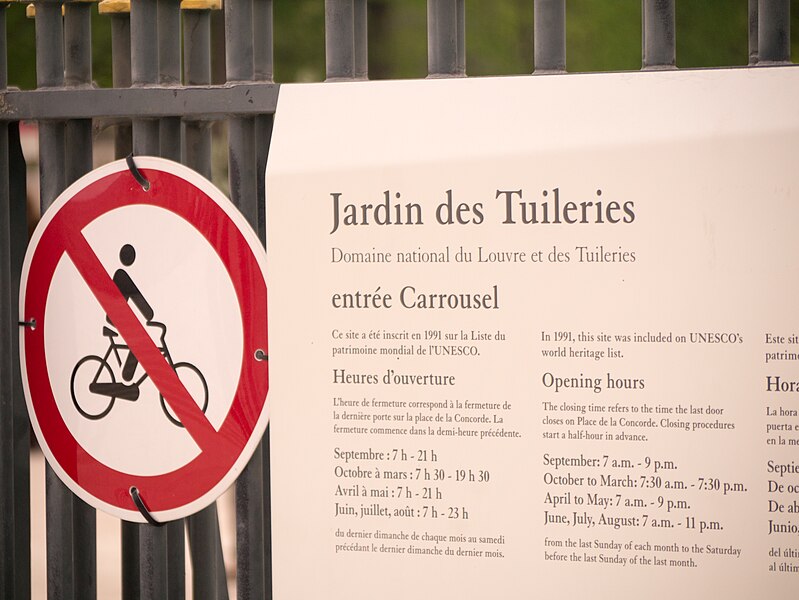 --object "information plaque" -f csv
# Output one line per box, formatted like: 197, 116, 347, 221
266, 67, 799, 598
